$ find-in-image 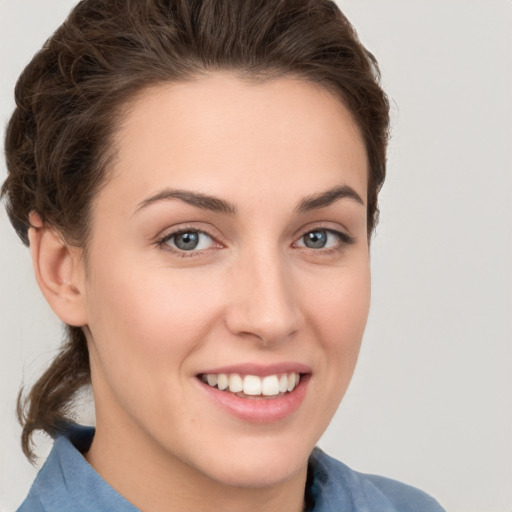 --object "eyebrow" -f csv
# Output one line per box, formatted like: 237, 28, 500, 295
296, 185, 365, 213
135, 184, 364, 216
135, 189, 237, 215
